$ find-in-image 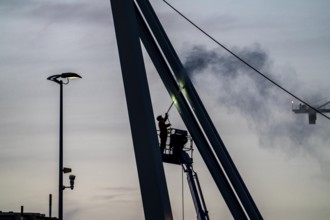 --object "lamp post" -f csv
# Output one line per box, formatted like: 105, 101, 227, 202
47, 72, 82, 220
